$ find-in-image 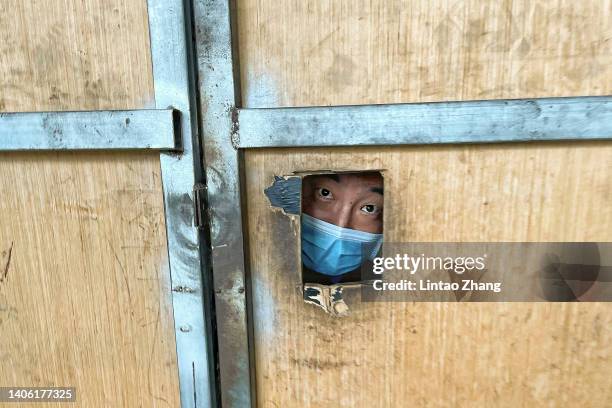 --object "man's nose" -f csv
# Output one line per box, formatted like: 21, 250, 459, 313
336, 204, 354, 229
